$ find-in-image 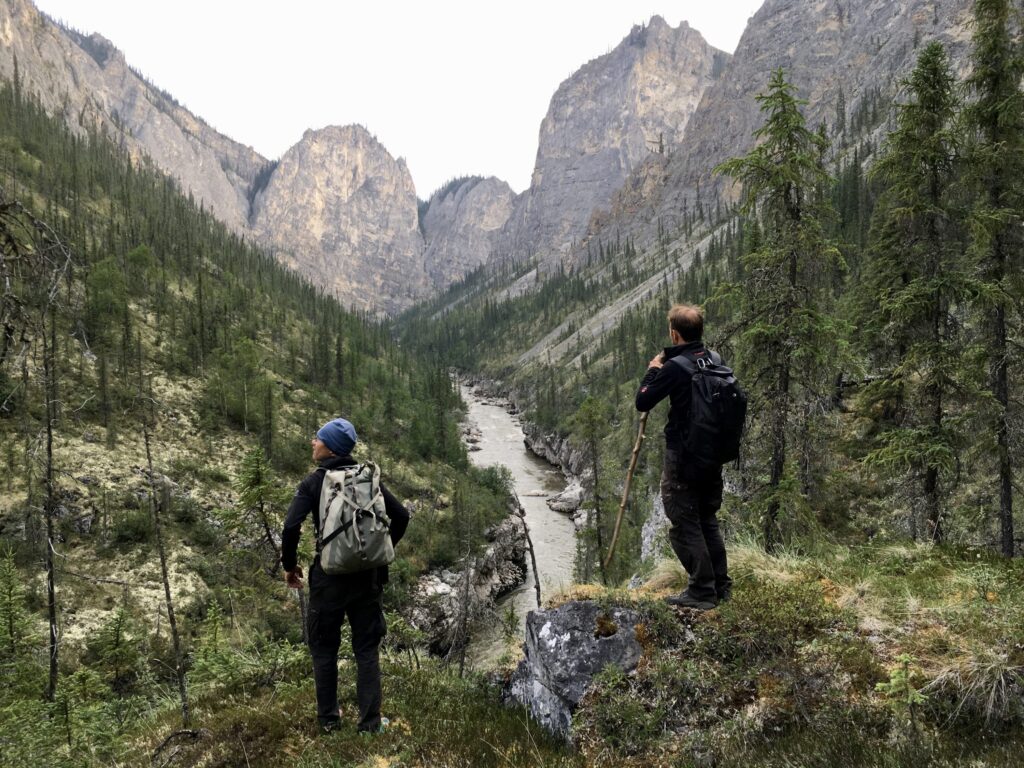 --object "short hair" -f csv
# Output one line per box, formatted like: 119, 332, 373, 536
667, 304, 704, 342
